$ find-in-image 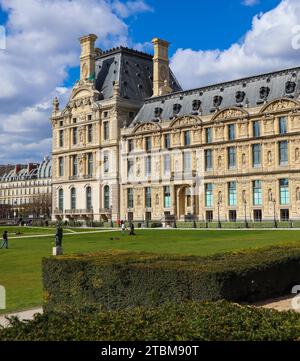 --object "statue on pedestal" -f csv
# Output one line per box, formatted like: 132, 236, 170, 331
53, 224, 63, 256
55, 224, 63, 247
